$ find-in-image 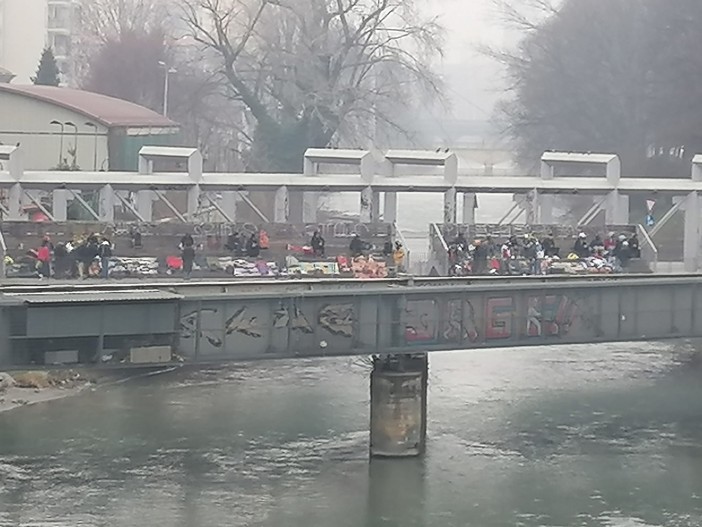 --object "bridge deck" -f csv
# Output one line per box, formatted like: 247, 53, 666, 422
0, 274, 699, 368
